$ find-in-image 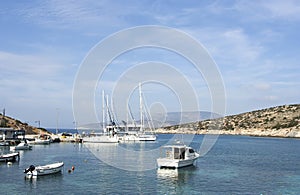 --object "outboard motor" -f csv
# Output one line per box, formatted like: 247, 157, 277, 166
24, 165, 35, 173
